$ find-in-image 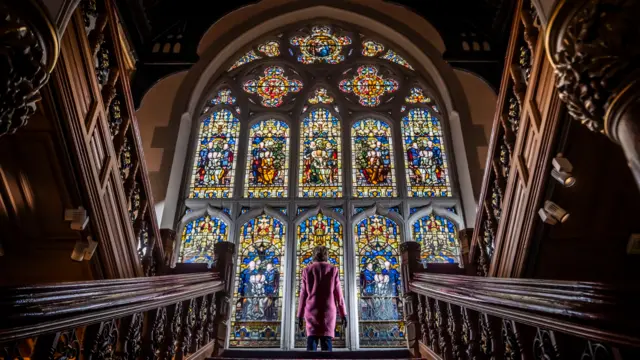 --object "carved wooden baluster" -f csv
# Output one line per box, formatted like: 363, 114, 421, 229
478, 314, 503, 360
192, 295, 208, 352
0, 341, 23, 360
425, 297, 441, 355
118, 313, 143, 360
165, 302, 183, 360
533, 328, 560, 360
147, 307, 167, 360
581, 341, 614, 360
475, 237, 490, 277
447, 303, 463, 360
435, 300, 452, 359
211, 242, 236, 356
506, 95, 521, 135
461, 308, 481, 360
400, 241, 422, 356
108, 98, 124, 138
417, 294, 430, 346
204, 292, 218, 346
179, 298, 196, 358
32, 329, 81, 360
502, 319, 523, 360
84, 319, 119, 360
519, 3, 538, 54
